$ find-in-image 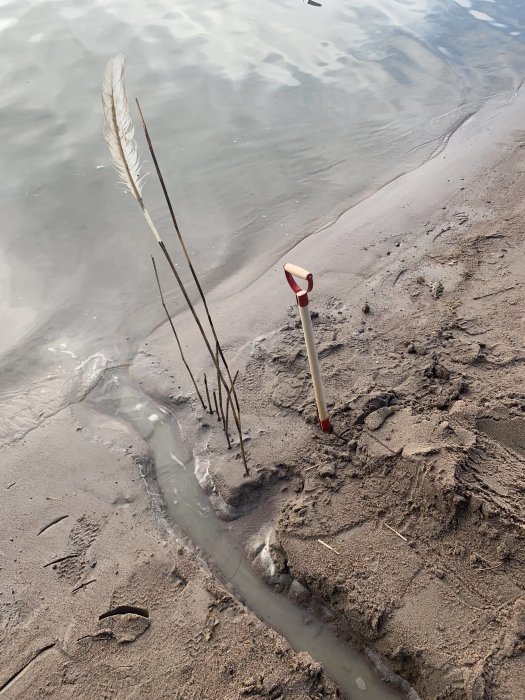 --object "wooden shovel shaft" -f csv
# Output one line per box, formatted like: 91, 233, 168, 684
296, 291, 330, 432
